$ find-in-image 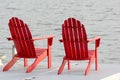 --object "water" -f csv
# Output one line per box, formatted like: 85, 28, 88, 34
0, 0, 120, 64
